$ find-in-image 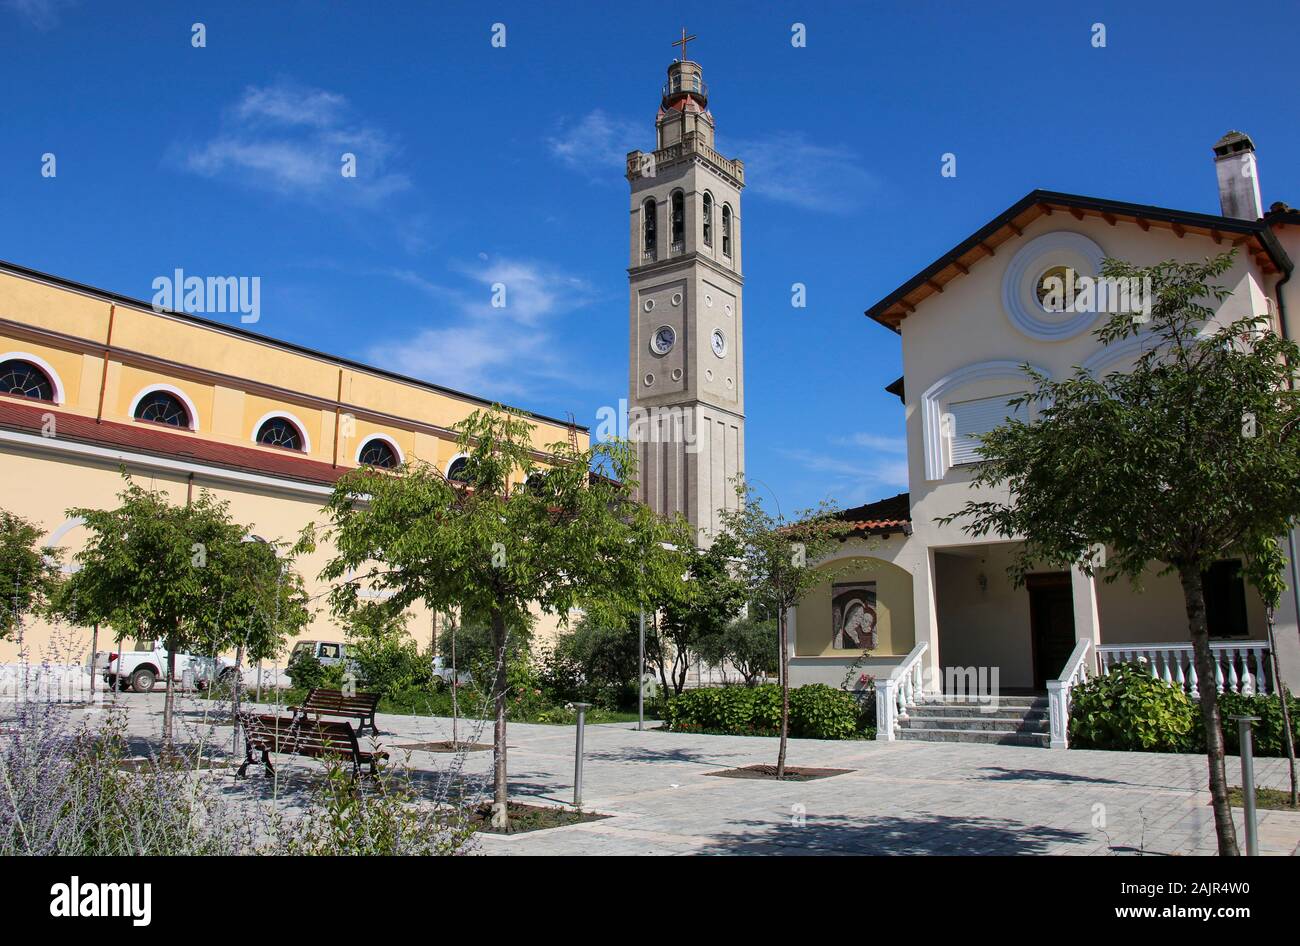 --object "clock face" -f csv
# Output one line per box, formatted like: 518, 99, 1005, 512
650, 324, 676, 355
711, 329, 727, 357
